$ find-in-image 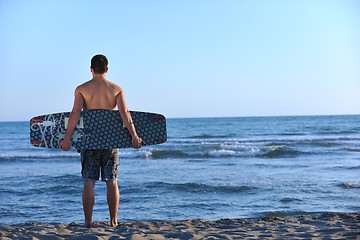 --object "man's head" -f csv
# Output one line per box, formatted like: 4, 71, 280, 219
91, 54, 108, 74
